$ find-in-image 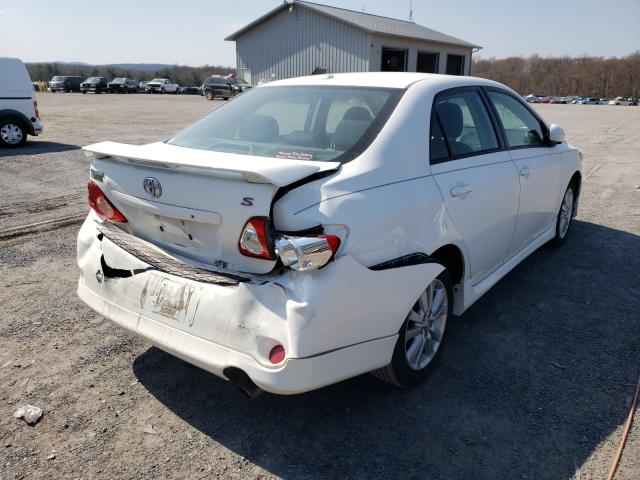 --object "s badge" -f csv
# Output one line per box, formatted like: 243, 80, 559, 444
241, 197, 254, 206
